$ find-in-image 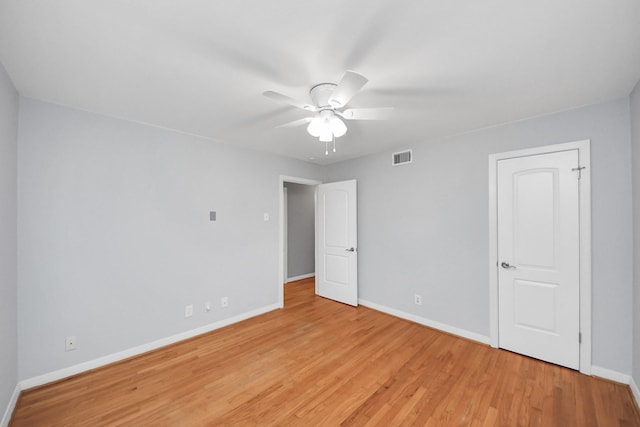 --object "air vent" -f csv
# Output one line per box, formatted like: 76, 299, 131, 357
392, 150, 412, 166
